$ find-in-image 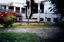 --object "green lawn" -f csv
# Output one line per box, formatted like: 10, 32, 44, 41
0, 25, 56, 29
9, 25, 56, 28
0, 32, 56, 42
